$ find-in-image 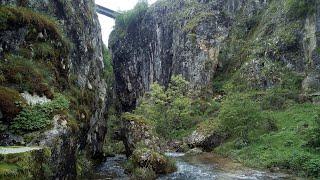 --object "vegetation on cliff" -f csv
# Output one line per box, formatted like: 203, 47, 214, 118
0, 2, 107, 178
110, 0, 148, 43
111, 0, 320, 178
